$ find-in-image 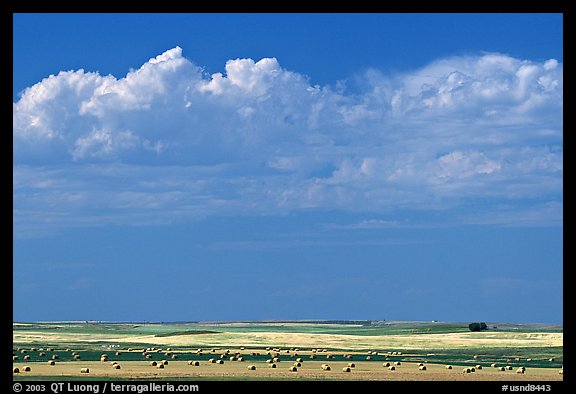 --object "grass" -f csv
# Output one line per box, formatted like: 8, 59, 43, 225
13, 320, 563, 380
